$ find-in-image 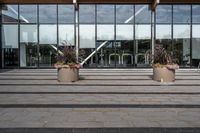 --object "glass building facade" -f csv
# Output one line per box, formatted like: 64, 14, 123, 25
1, 4, 200, 68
